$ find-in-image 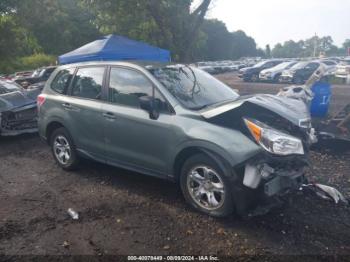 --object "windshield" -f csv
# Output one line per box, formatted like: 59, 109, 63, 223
290, 62, 308, 70
31, 69, 44, 78
149, 66, 239, 110
270, 61, 295, 70
0, 81, 23, 95
252, 61, 267, 68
